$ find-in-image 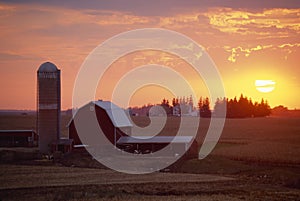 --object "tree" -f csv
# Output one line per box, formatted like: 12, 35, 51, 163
238, 94, 251, 118
213, 97, 227, 117
160, 98, 172, 115
253, 99, 271, 117
214, 94, 271, 118
199, 97, 211, 118
198, 97, 203, 110
172, 98, 177, 107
